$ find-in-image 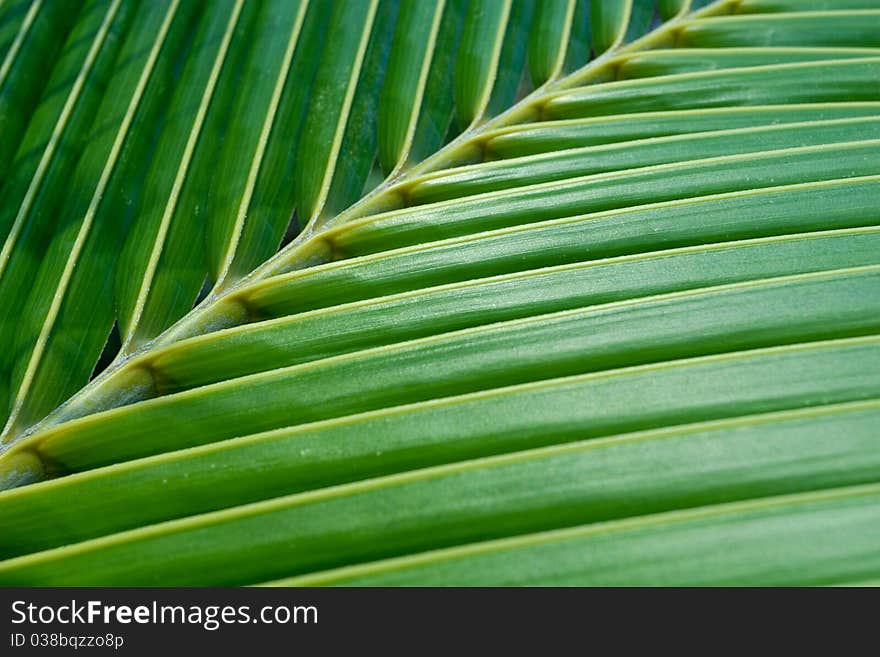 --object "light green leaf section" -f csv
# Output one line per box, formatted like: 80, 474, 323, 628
483, 103, 880, 156
0, 258, 880, 552
3, 393, 878, 560
16, 269, 880, 473
239, 226, 880, 322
